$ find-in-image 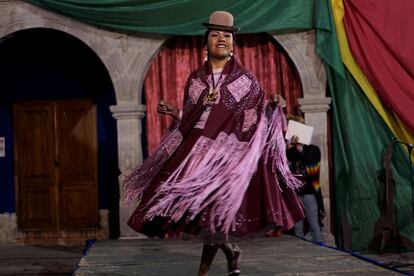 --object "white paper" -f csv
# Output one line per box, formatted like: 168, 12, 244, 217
0, 137, 4, 157
285, 120, 314, 145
